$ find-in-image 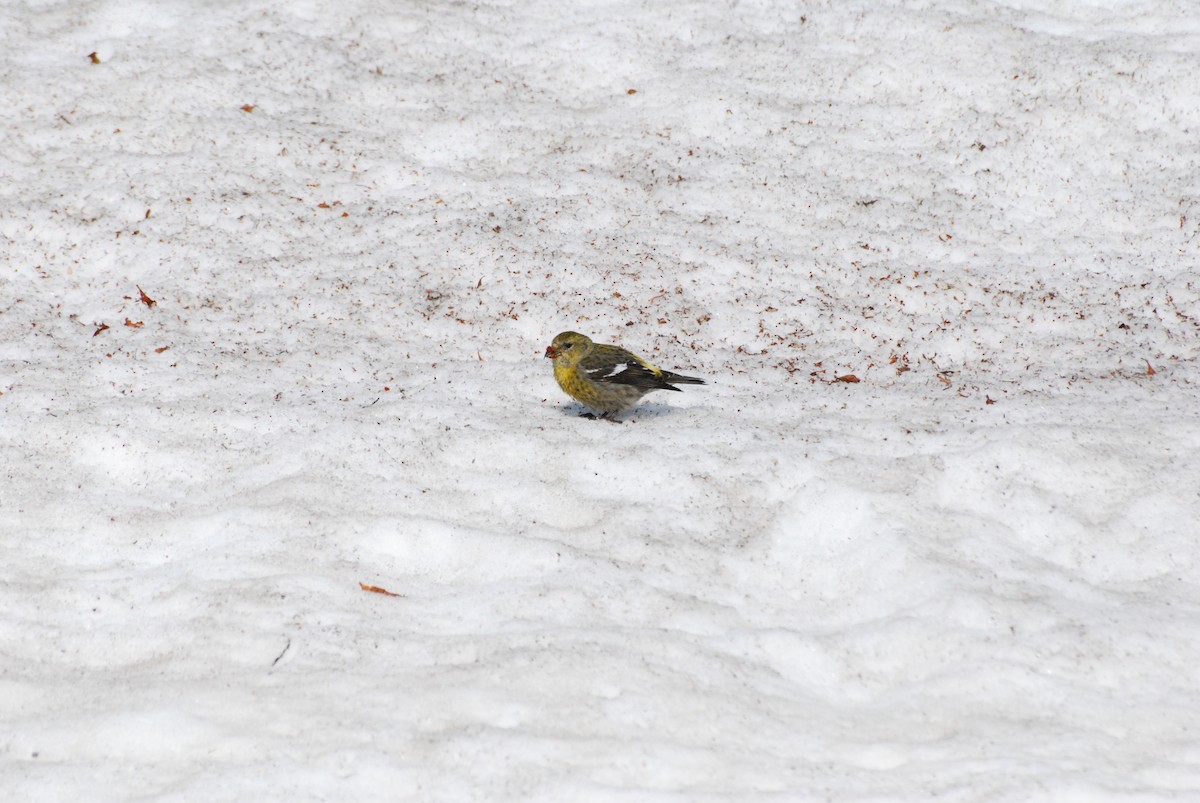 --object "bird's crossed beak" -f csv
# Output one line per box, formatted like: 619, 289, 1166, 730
544, 346, 558, 359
